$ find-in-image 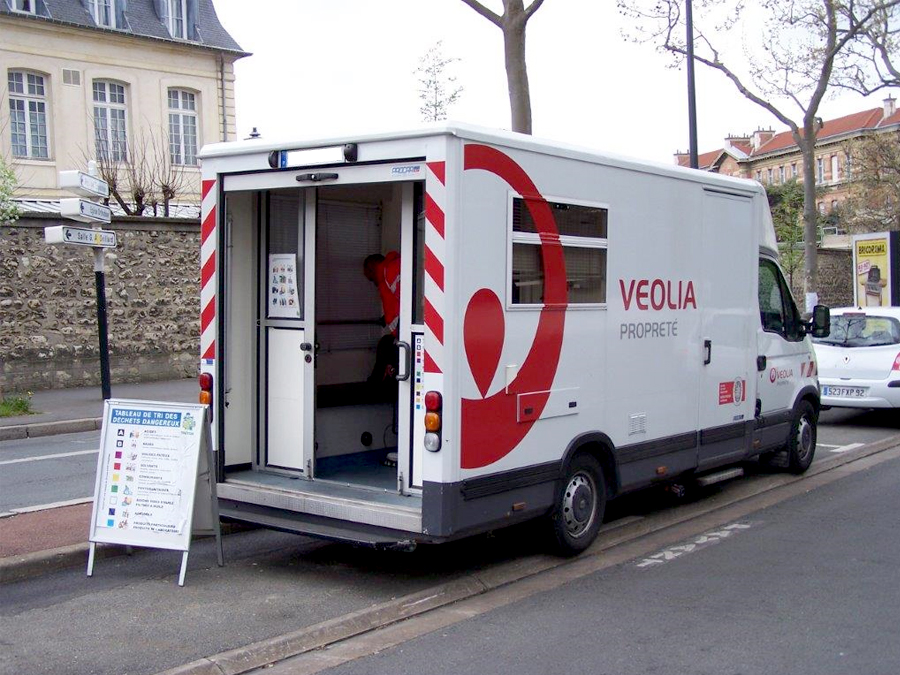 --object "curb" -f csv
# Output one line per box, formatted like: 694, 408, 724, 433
0, 520, 255, 584
0, 541, 123, 584
155, 434, 900, 675
0, 417, 102, 441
